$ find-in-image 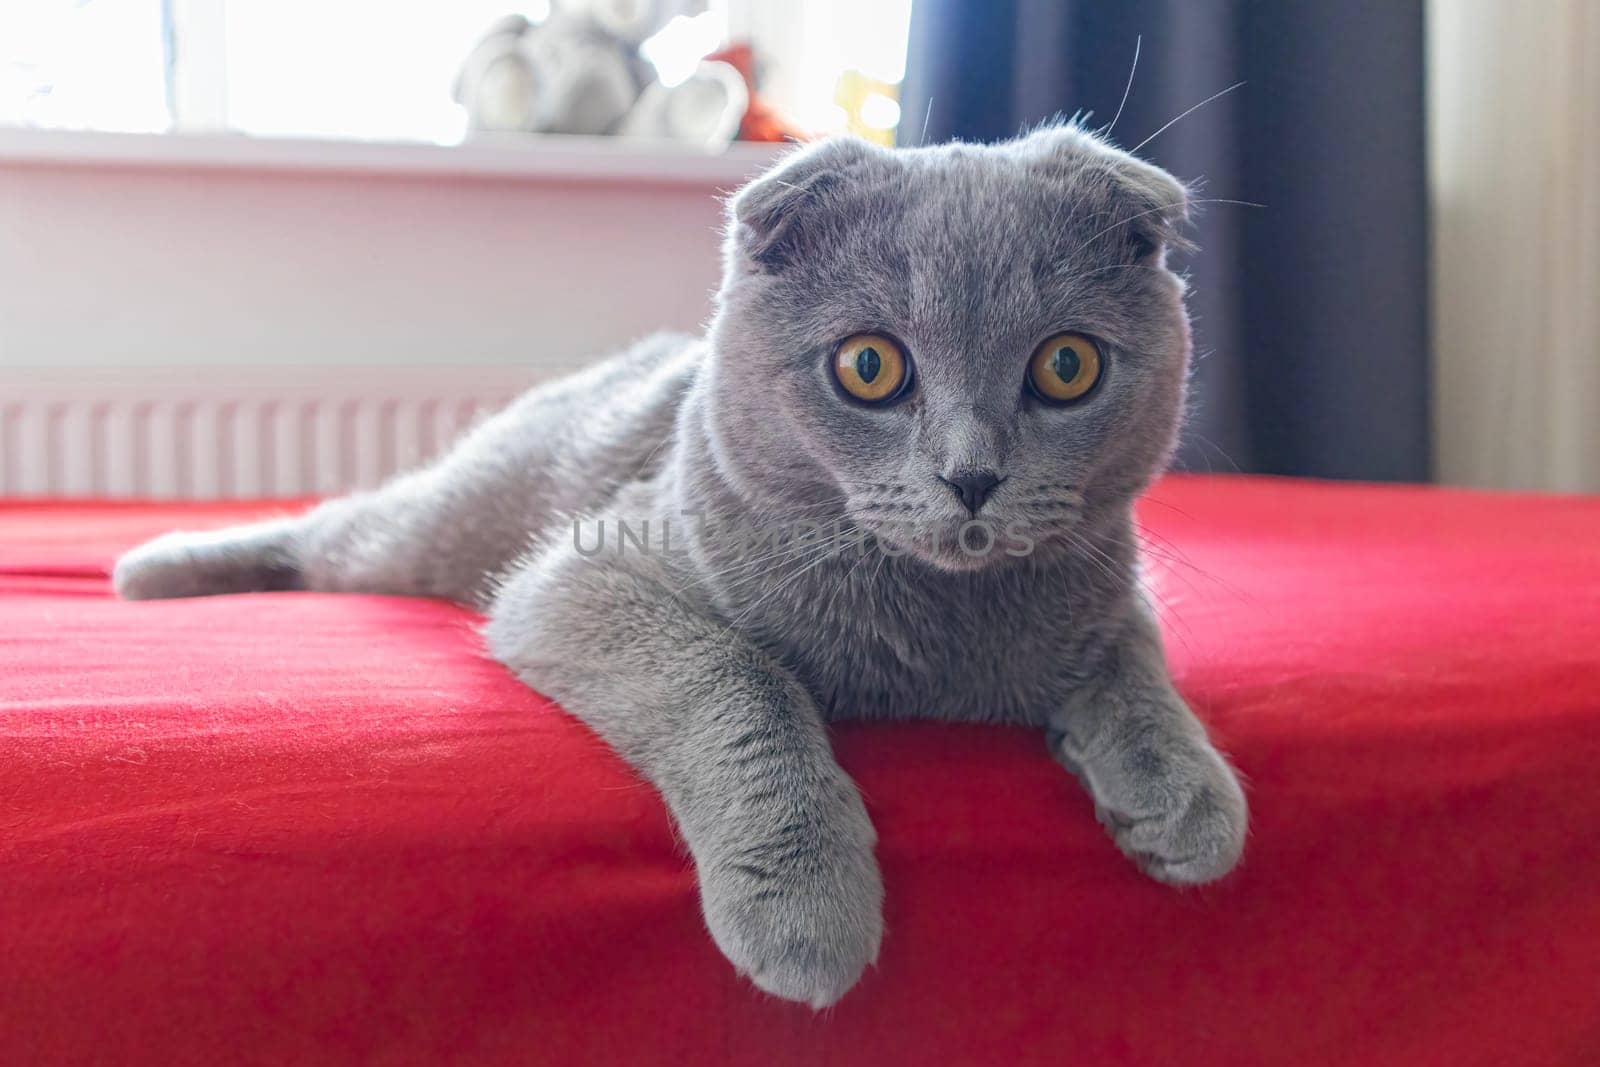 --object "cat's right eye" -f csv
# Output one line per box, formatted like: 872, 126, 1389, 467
833, 334, 911, 404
